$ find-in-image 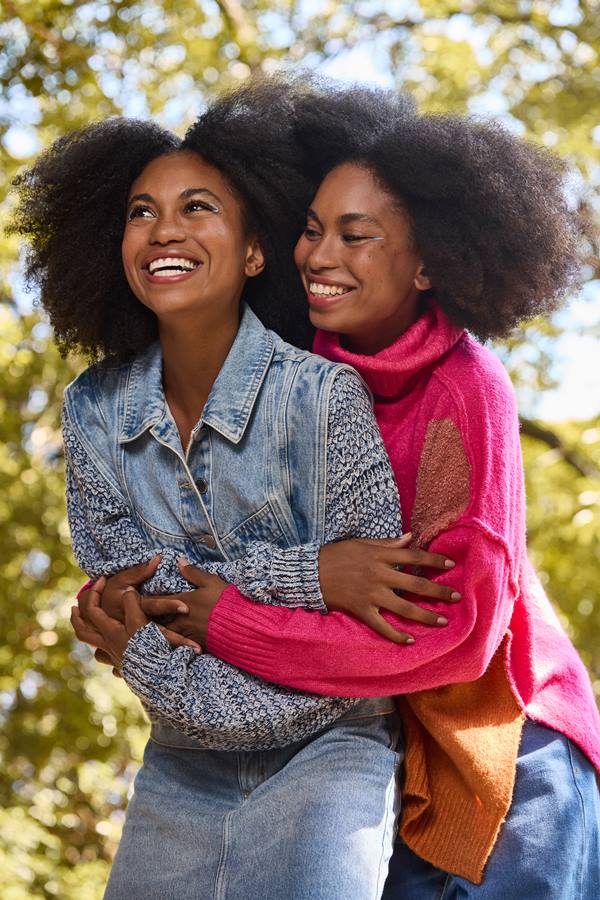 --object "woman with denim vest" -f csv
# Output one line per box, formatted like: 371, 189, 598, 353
148, 85, 600, 897
12, 84, 461, 899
